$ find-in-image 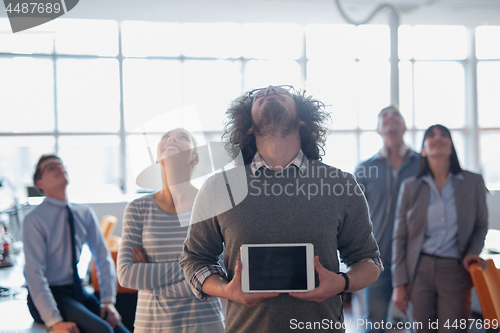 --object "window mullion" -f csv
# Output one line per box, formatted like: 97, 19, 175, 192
465, 28, 479, 171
